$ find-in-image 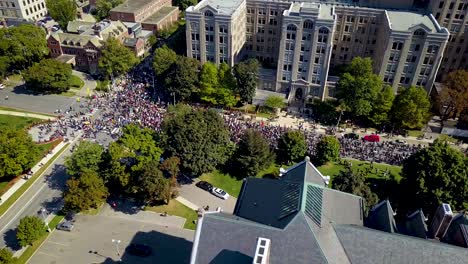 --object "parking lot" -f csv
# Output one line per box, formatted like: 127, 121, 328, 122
178, 180, 237, 213
29, 214, 194, 264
